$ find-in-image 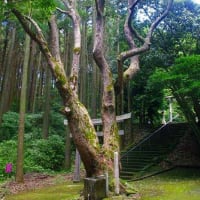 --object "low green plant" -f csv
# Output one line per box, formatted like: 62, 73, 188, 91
0, 112, 43, 141
0, 140, 17, 181
26, 135, 65, 171
0, 134, 65, 180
